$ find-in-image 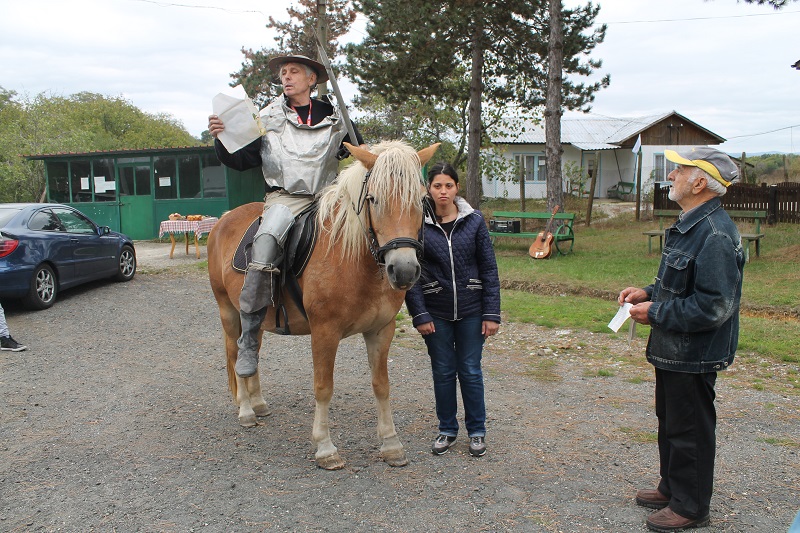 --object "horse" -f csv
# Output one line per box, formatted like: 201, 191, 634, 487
207, 140, 439, 470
